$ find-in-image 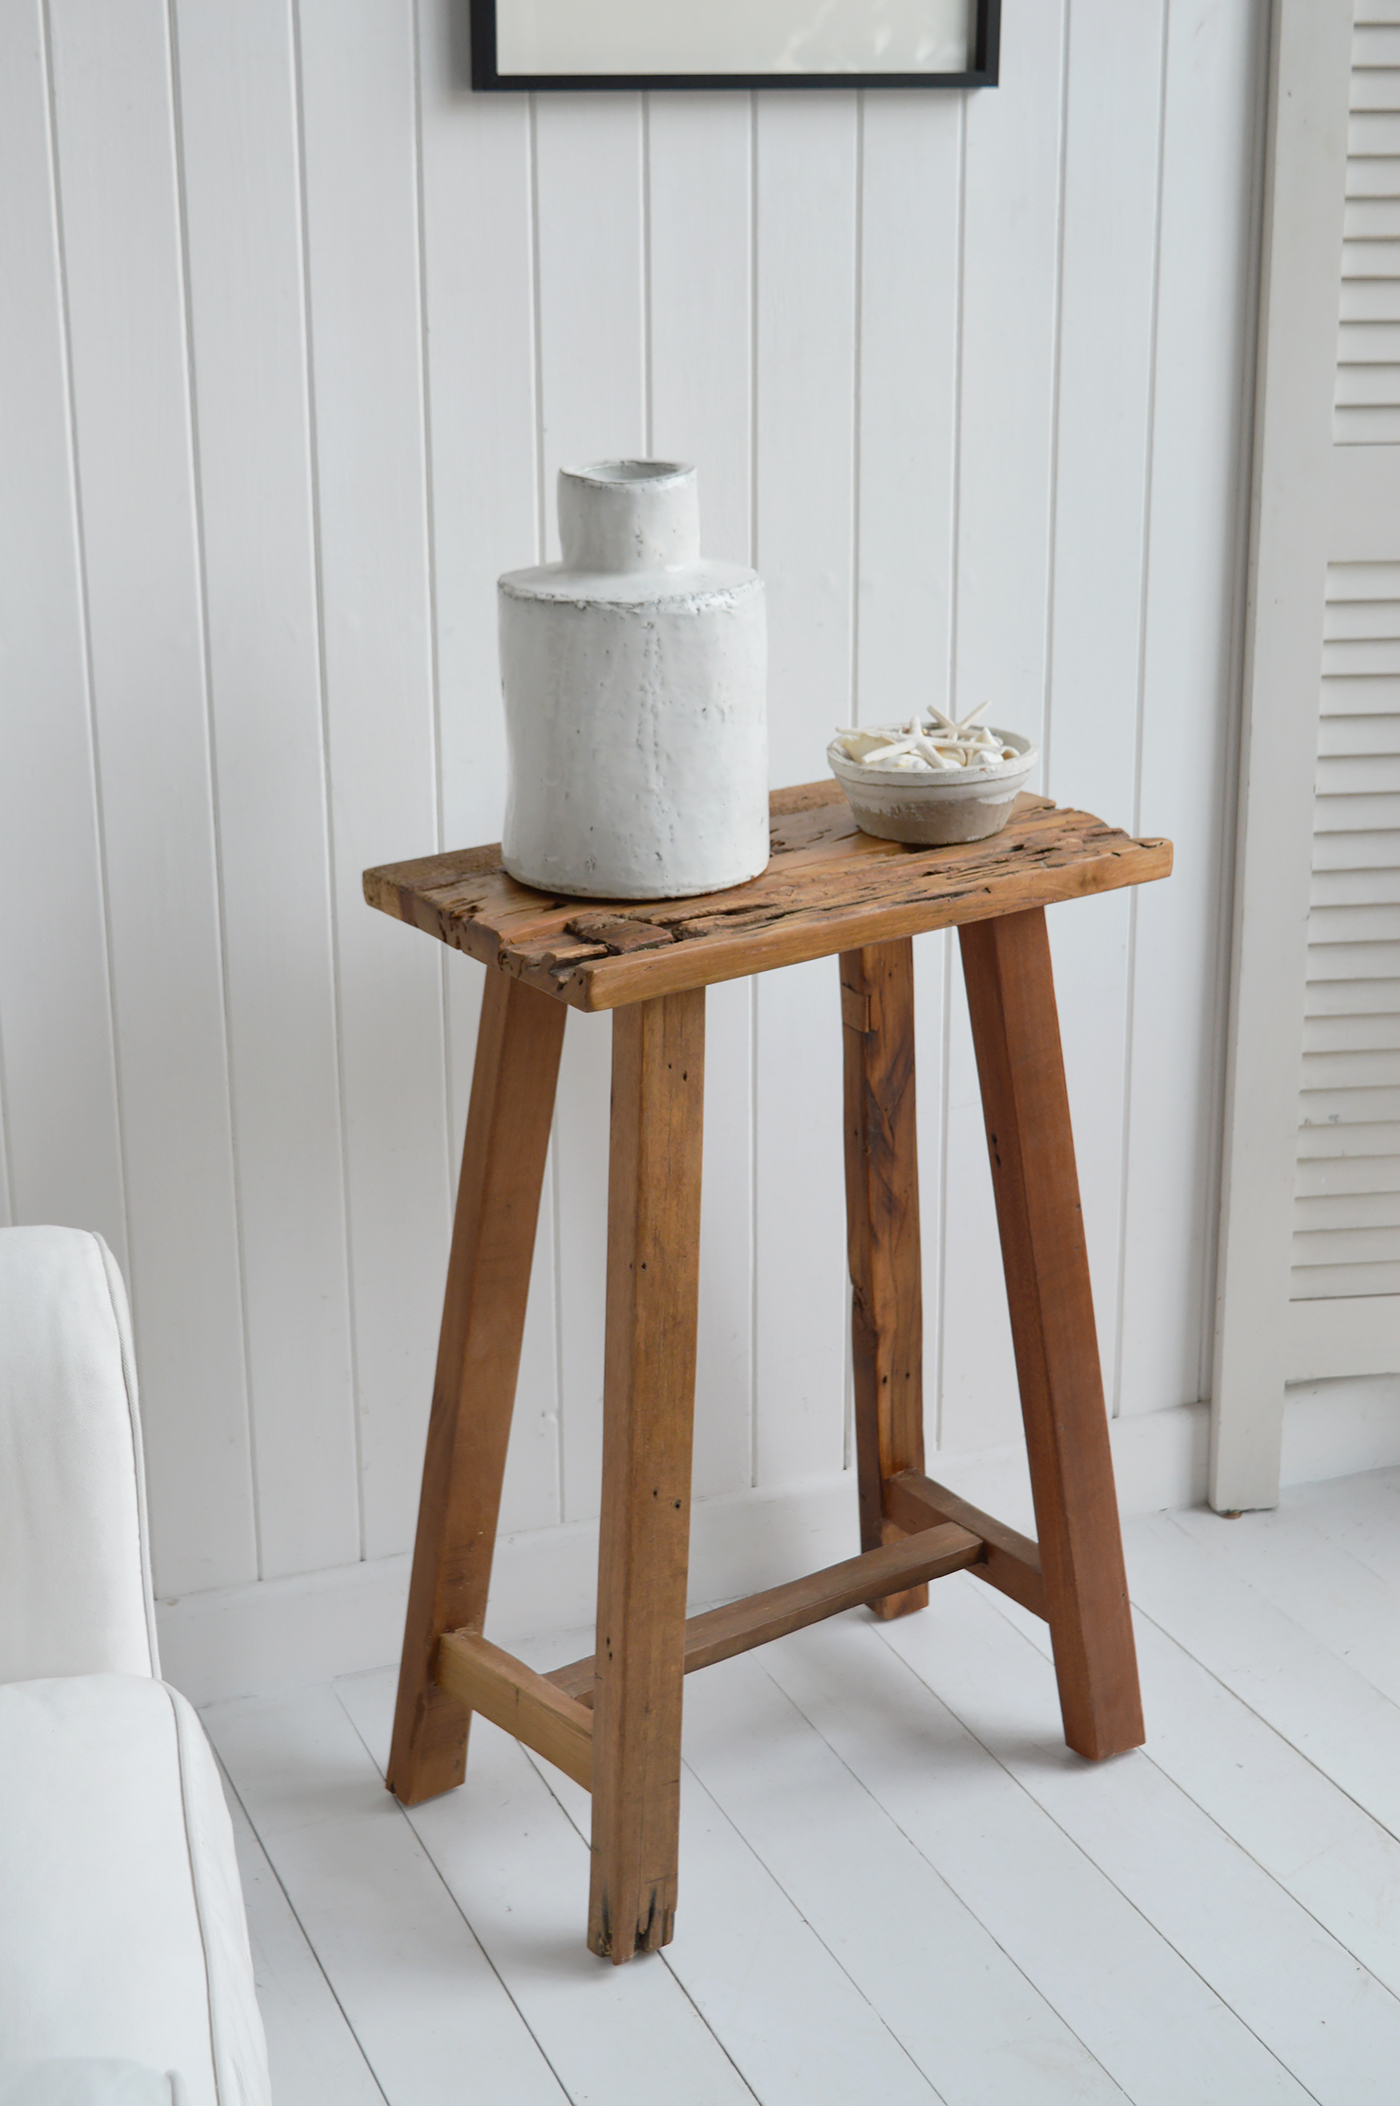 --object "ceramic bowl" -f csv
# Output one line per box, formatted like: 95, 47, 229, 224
827, 727, 1038, 846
